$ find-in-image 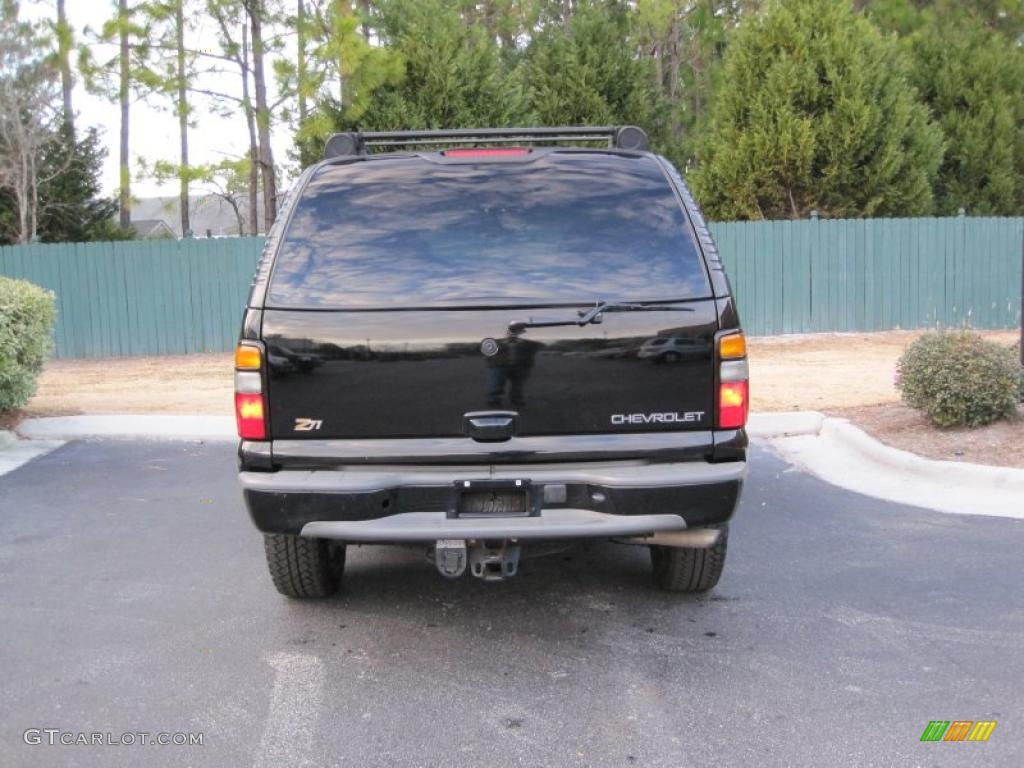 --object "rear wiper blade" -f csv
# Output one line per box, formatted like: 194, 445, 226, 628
508, 301, 694, 334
